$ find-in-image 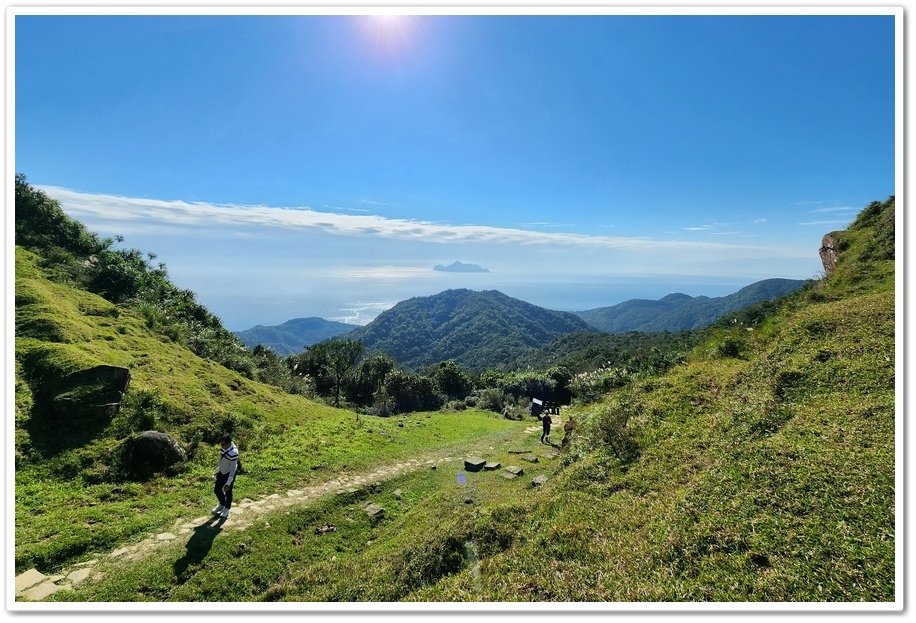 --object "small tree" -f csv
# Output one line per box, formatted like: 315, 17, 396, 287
432, 360, 473, 400
345, 353, 397, 406
310, 339, 363, 407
